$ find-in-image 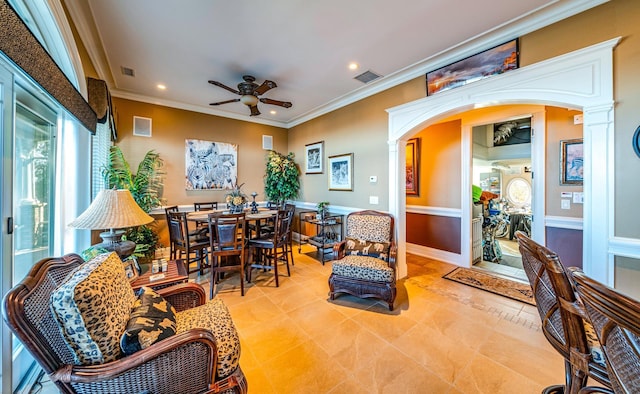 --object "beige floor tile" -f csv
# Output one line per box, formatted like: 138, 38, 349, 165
454, 353, 550, 394
351, 344, 454, 393
265, 340, 350, 393
286, 298, 350, 338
